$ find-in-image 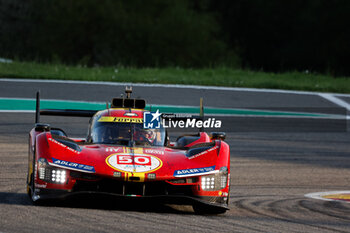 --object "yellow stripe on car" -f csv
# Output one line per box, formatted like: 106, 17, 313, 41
98, 116, 143, 123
